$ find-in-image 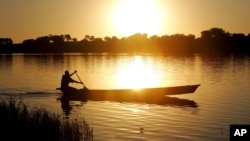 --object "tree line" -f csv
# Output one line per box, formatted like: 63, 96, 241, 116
1, 27, 250, 54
